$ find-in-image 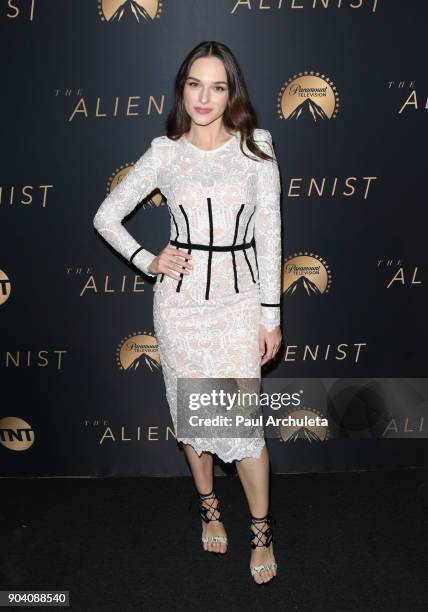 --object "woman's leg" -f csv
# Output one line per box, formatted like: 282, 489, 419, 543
182, 443, 228, 553
235, 445, 277, 583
